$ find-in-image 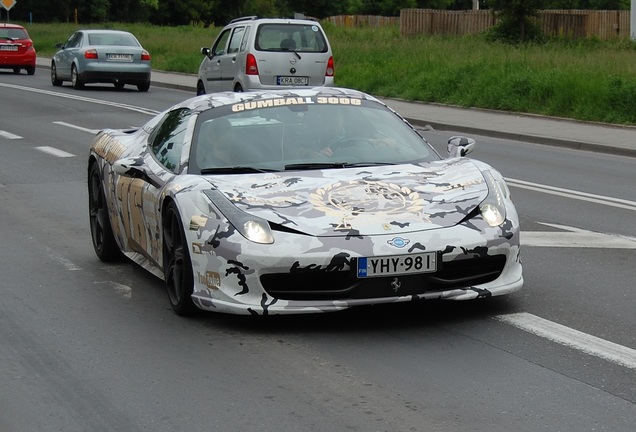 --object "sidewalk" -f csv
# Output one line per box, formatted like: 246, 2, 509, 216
37, 58, 636, 158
